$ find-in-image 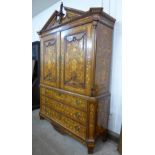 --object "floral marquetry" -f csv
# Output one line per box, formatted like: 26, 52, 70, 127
41, 95, 87, 124
41, 100, 86, 139
40, 86, 87, 111
61, 24, 93, 96
64, 32, 86, 88
43, 39, 57, 82
40, 32, 60, 88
